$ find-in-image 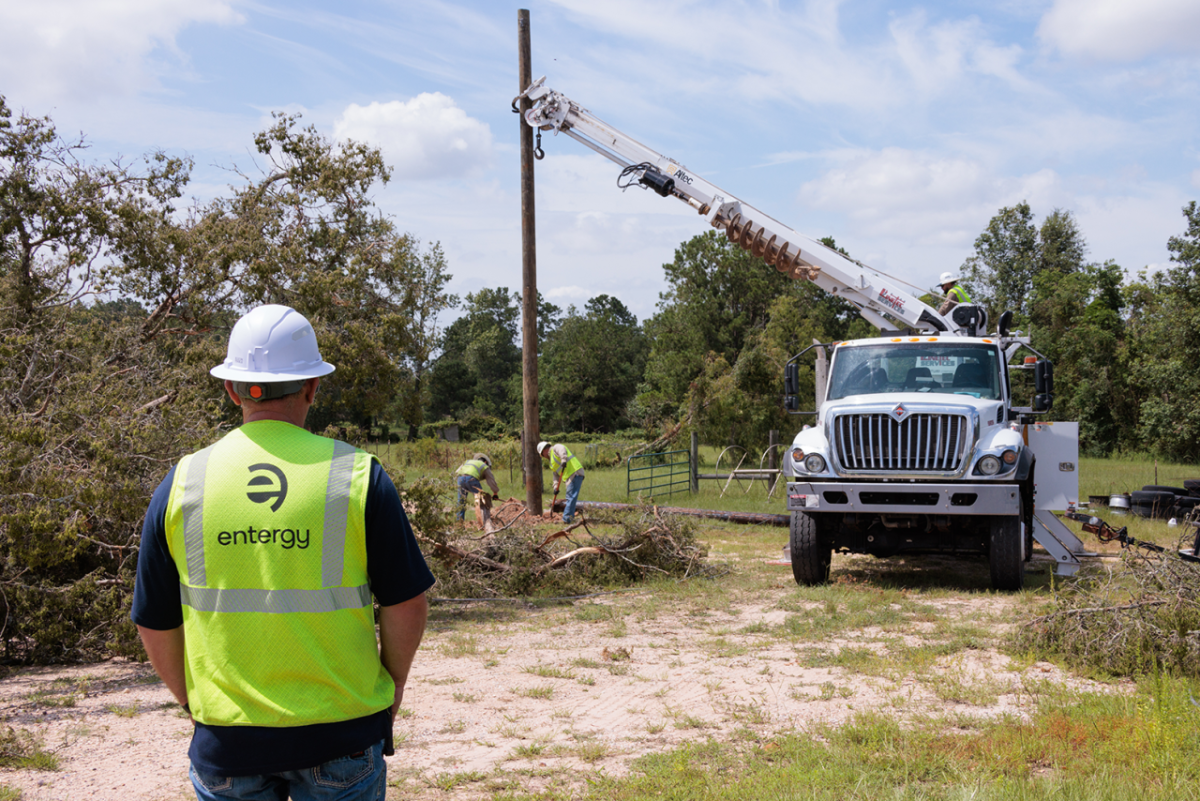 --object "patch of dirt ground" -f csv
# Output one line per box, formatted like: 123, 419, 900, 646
0, 560, 1125, 800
